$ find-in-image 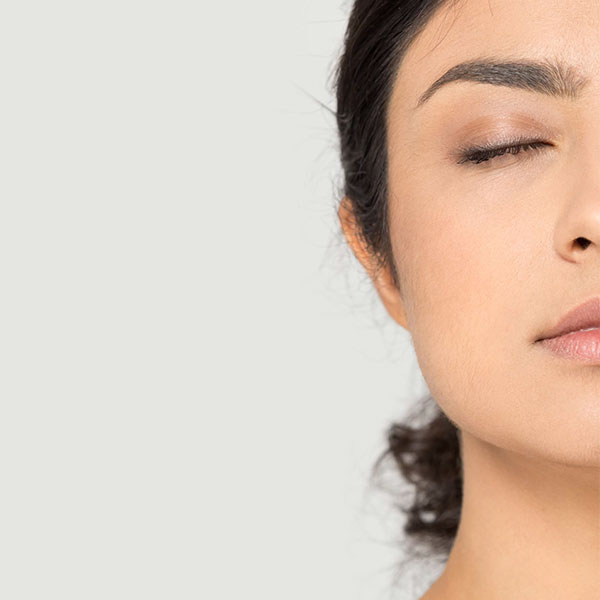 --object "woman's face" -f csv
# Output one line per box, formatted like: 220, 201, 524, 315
385, 0, 600, 465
